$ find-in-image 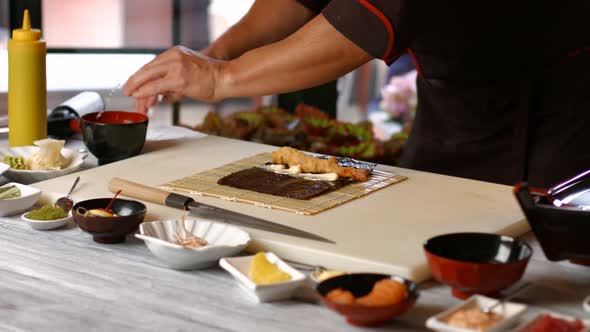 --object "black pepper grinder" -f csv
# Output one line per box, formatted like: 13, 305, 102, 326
47, 91, 105, 138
